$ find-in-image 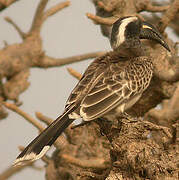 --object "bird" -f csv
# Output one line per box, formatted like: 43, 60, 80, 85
14, 16, 170, 166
